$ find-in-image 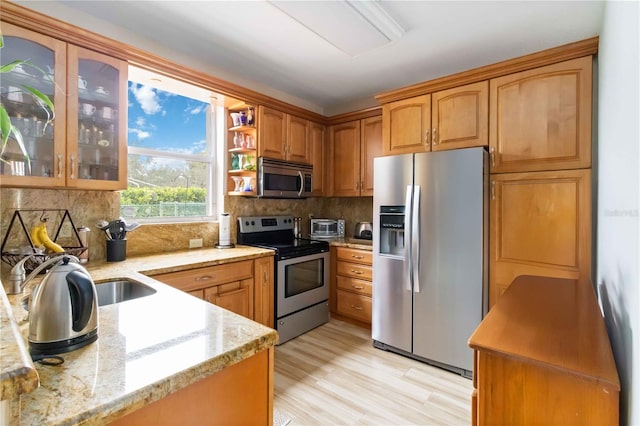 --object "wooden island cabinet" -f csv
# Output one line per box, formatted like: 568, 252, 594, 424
152, 257, 274, 328
469, 275, 619, 426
